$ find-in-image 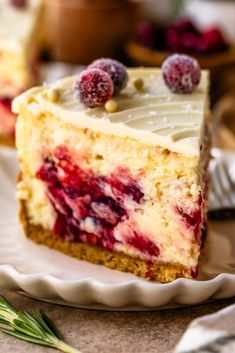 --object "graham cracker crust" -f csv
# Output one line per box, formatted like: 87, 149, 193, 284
19, 201, 192, 283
